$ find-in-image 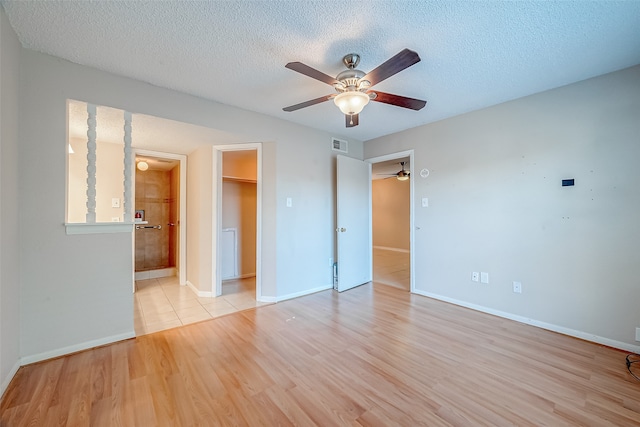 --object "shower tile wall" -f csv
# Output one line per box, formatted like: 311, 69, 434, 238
135, 169, 174, 271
